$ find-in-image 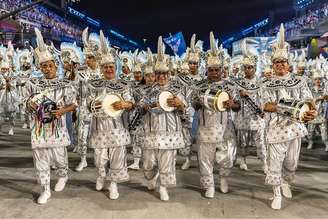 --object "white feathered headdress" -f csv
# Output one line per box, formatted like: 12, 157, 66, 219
154, 36, 170, 72
297, 50, 307, 68
60, 42, 84, 65
82, 27, 100, 58
99, 30, 116, 65
15, 48, 33, 70
271, 24, 290, 61
144, 48, 154, 75
206, 32, 221, 68
186, 34, 202, 63
241, 38, 258, 66
34, 28, 55, 65
132, 49, 143, 73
